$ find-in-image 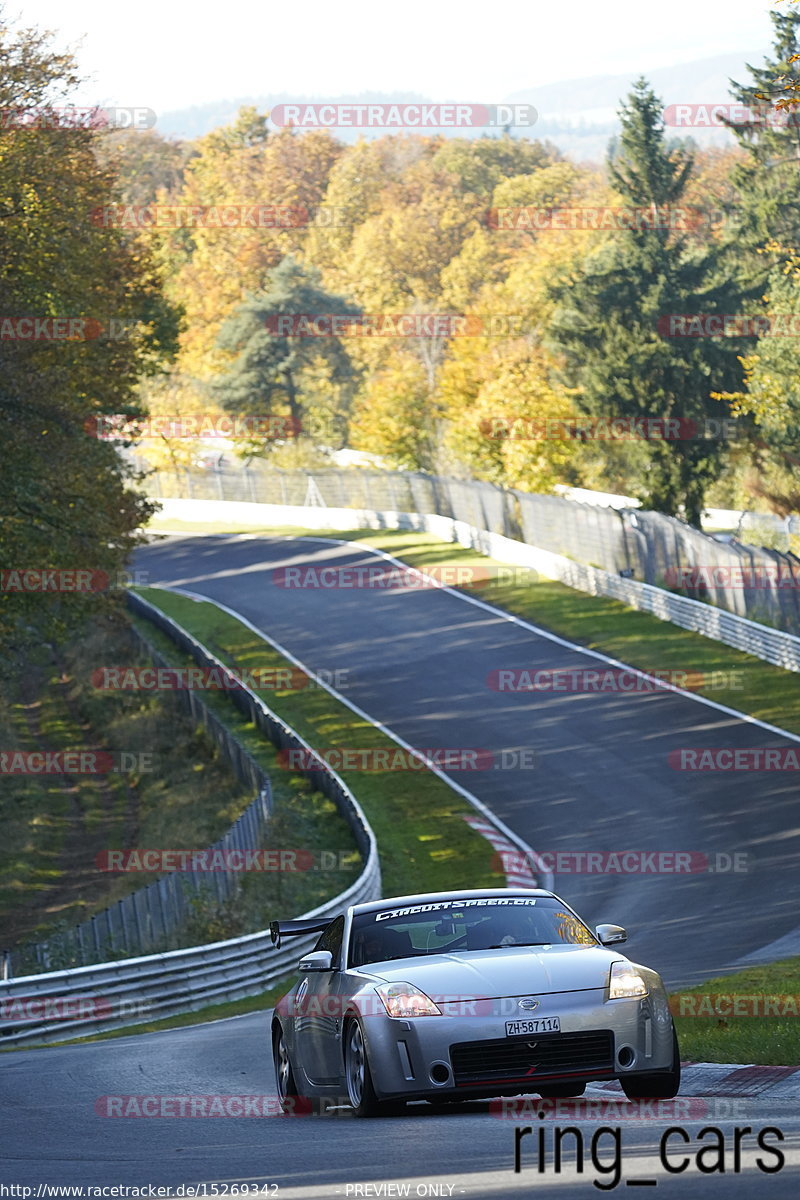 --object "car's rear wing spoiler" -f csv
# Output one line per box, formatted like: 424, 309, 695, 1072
270, 917, 335, 950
